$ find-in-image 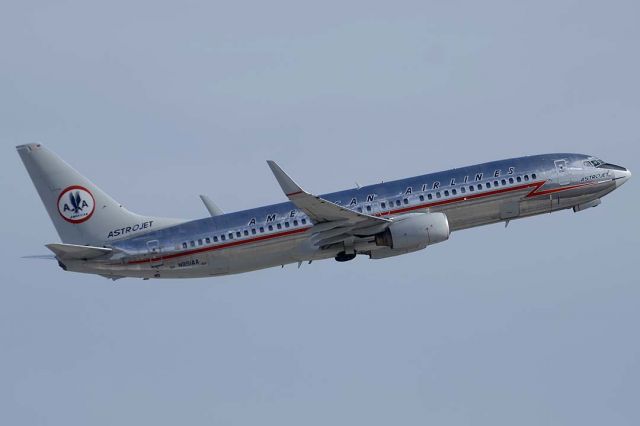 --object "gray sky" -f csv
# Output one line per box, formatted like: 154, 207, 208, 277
1, 1, 639, 424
